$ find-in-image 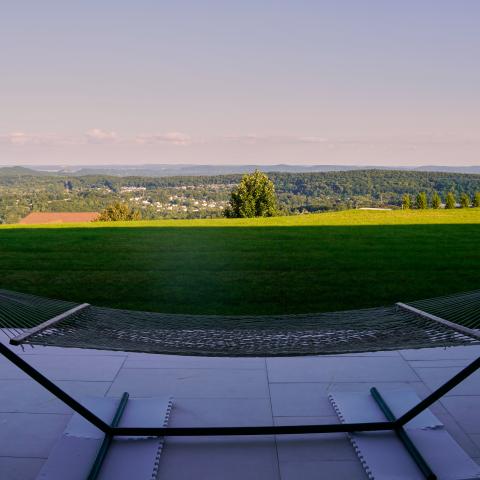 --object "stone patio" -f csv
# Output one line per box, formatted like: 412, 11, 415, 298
1, 330, 479, 479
